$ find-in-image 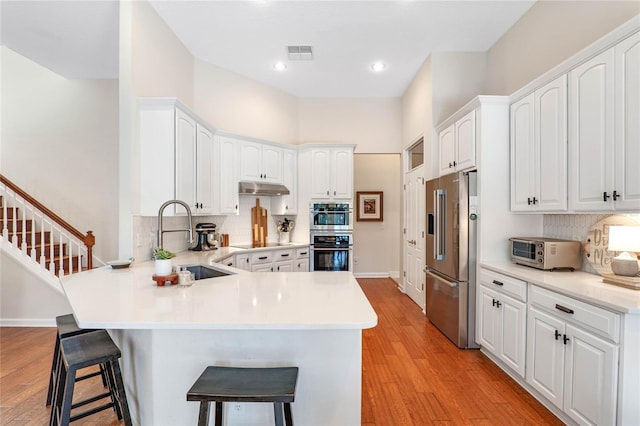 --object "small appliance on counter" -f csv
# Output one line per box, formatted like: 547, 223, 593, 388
190, 223, 217, 251
509, 237, 582, 270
